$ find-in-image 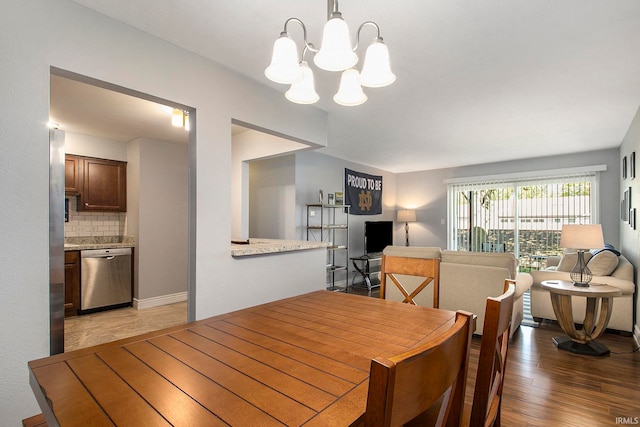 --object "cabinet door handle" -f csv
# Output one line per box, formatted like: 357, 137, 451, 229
85, 202, 89, 207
